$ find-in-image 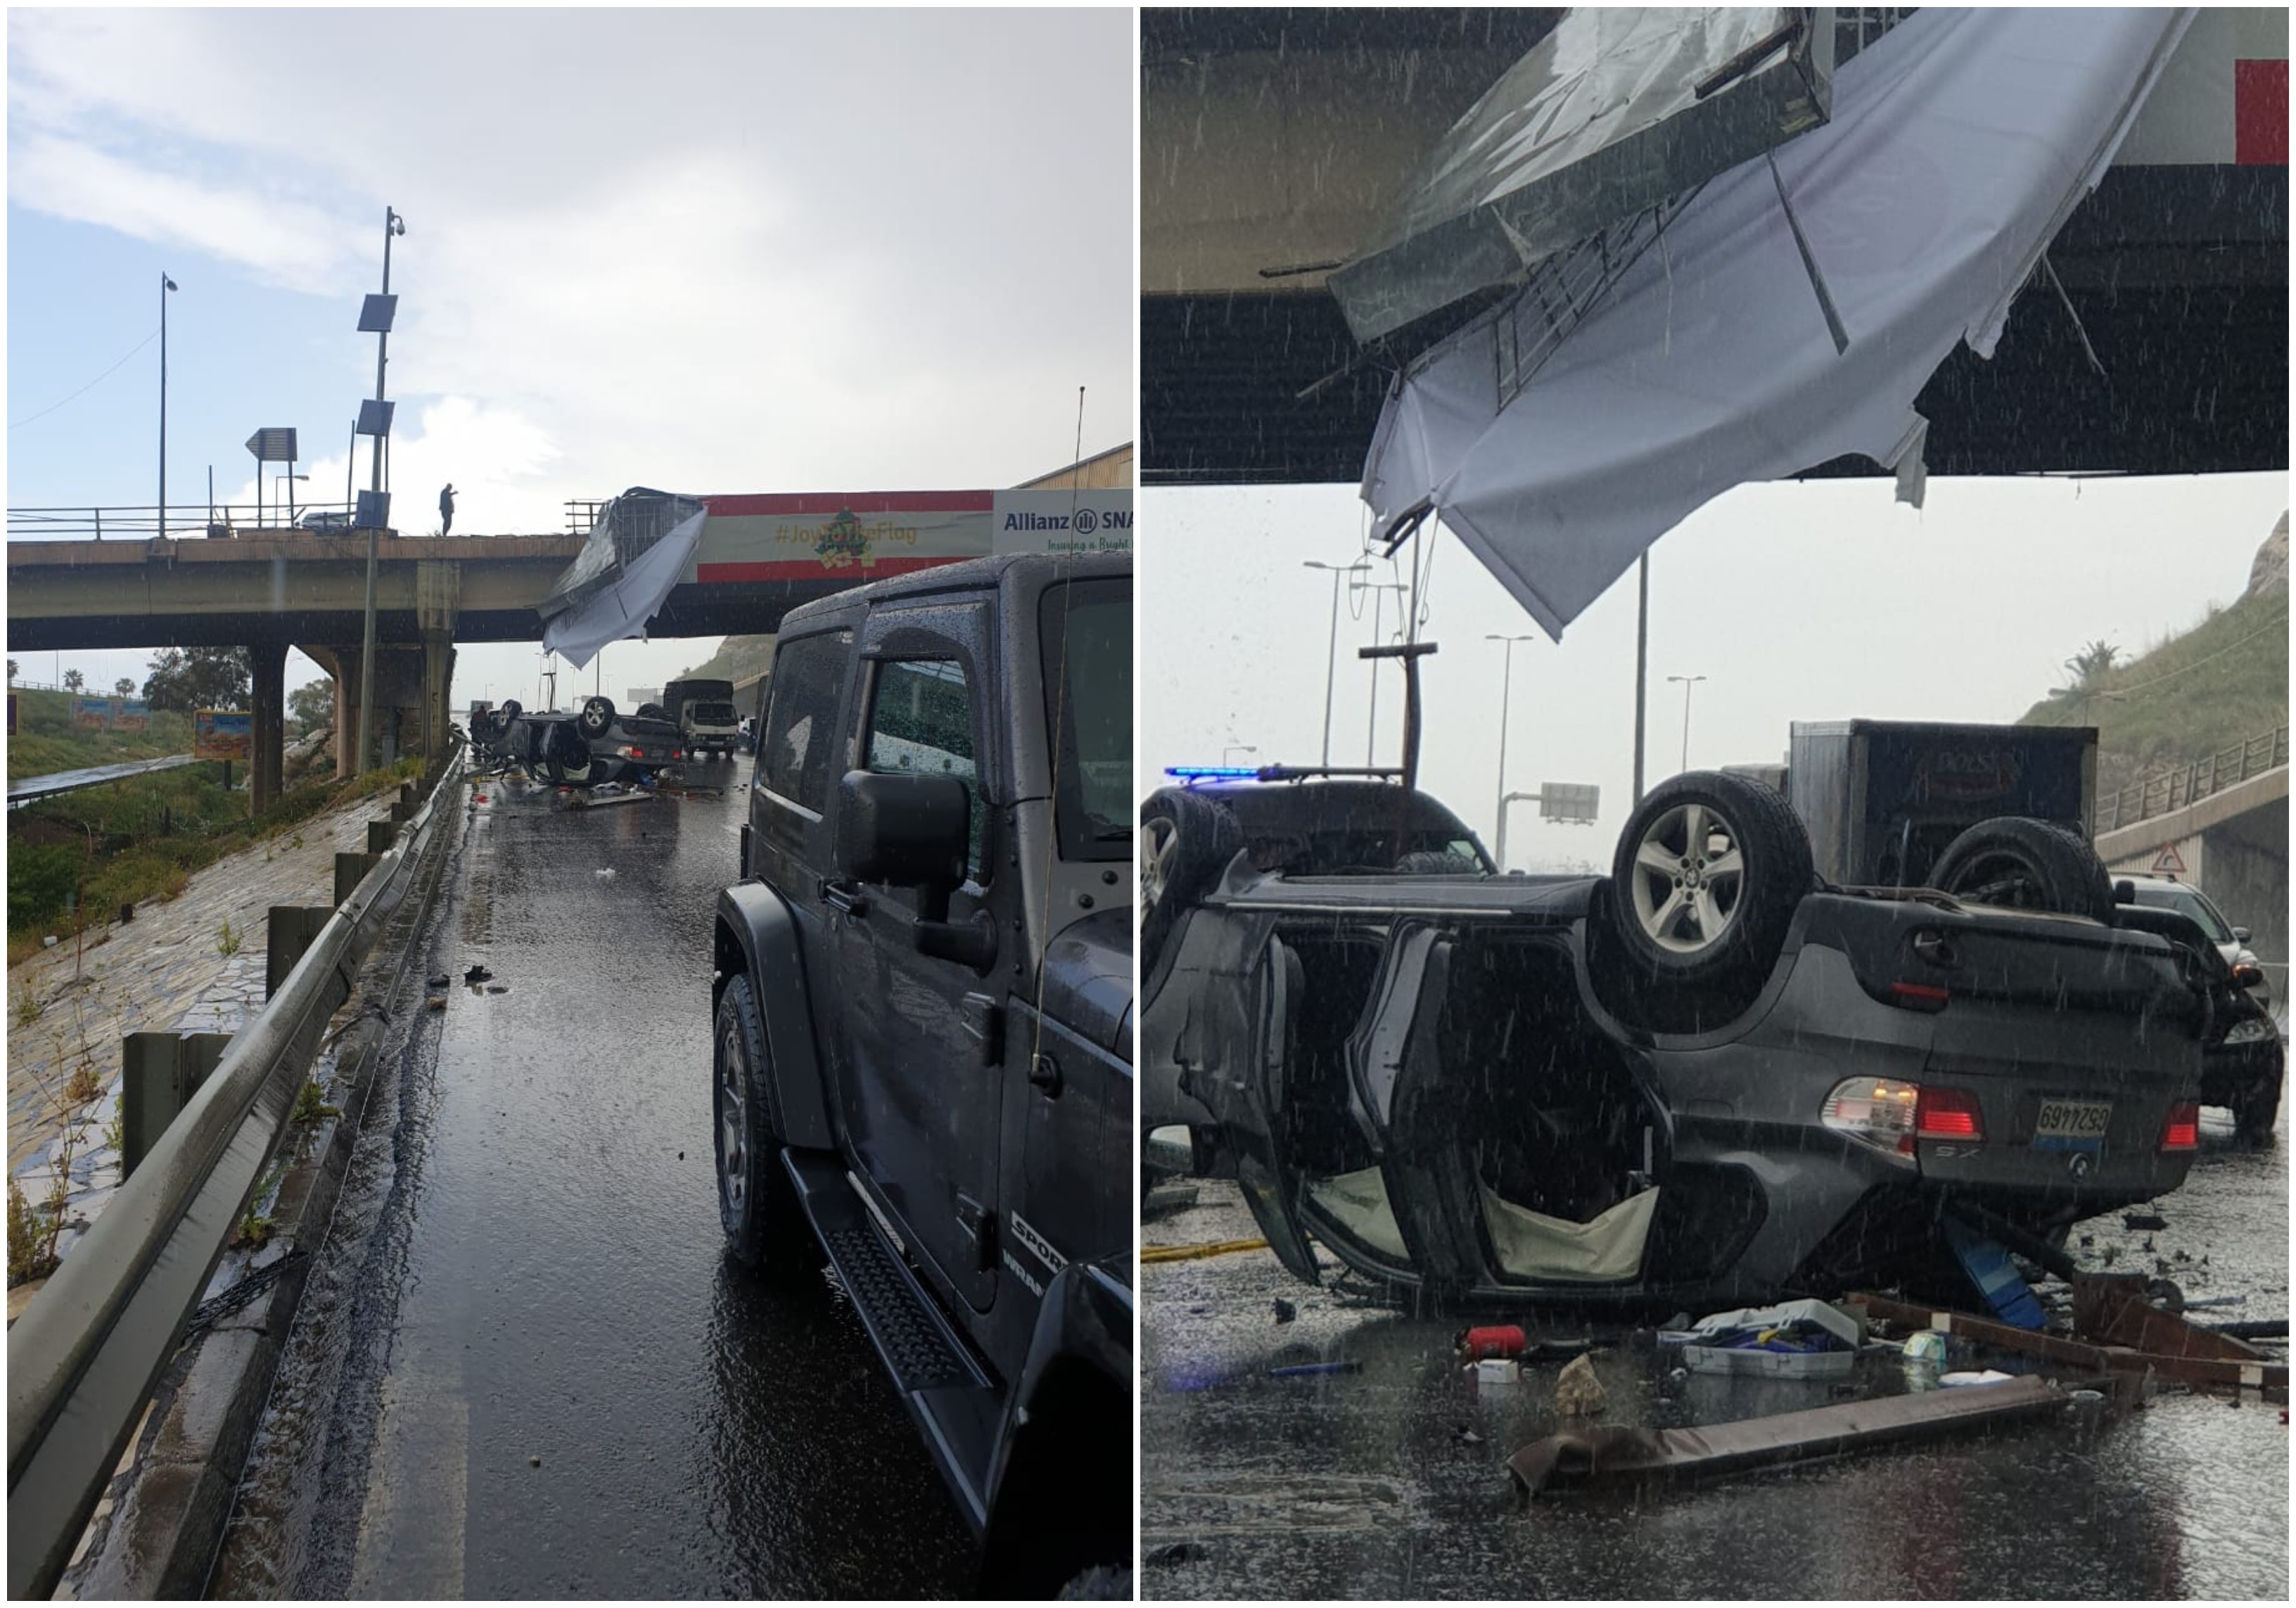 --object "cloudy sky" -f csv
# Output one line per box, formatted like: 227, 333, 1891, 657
8, 6, 1133, 703
1143, 473, 2288, 872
